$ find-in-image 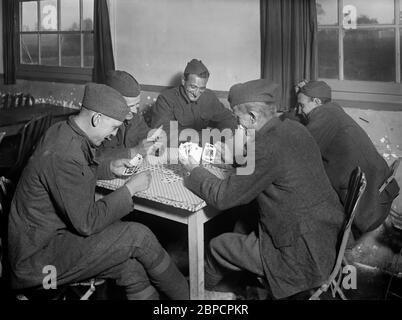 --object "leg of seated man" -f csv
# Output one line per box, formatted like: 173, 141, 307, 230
38, 221, 189, 300
205, 231, 264, 290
